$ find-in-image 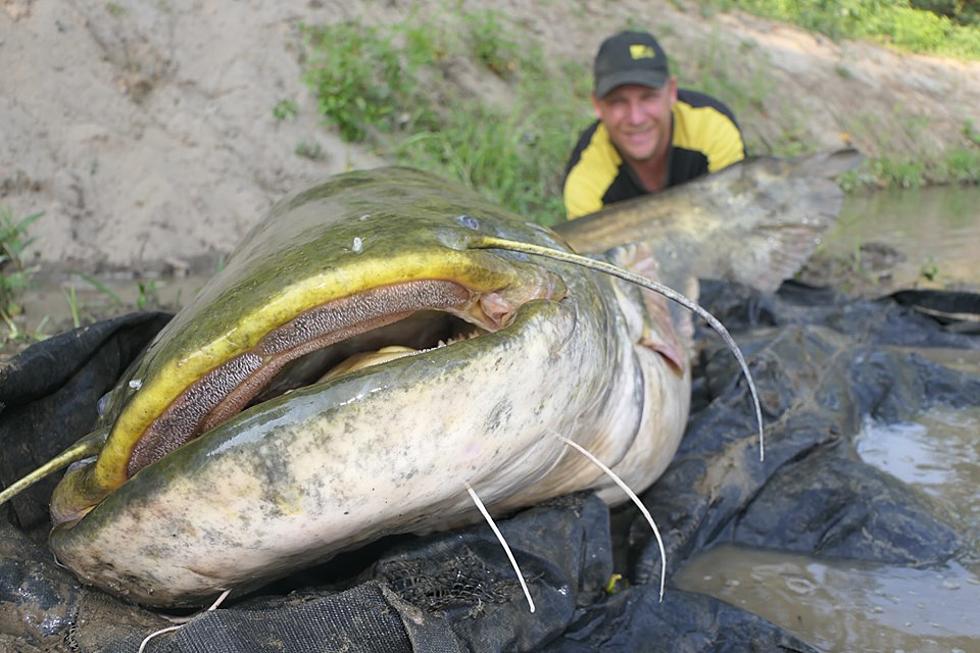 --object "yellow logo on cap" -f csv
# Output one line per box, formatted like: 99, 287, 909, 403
630, 44, 655, 59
